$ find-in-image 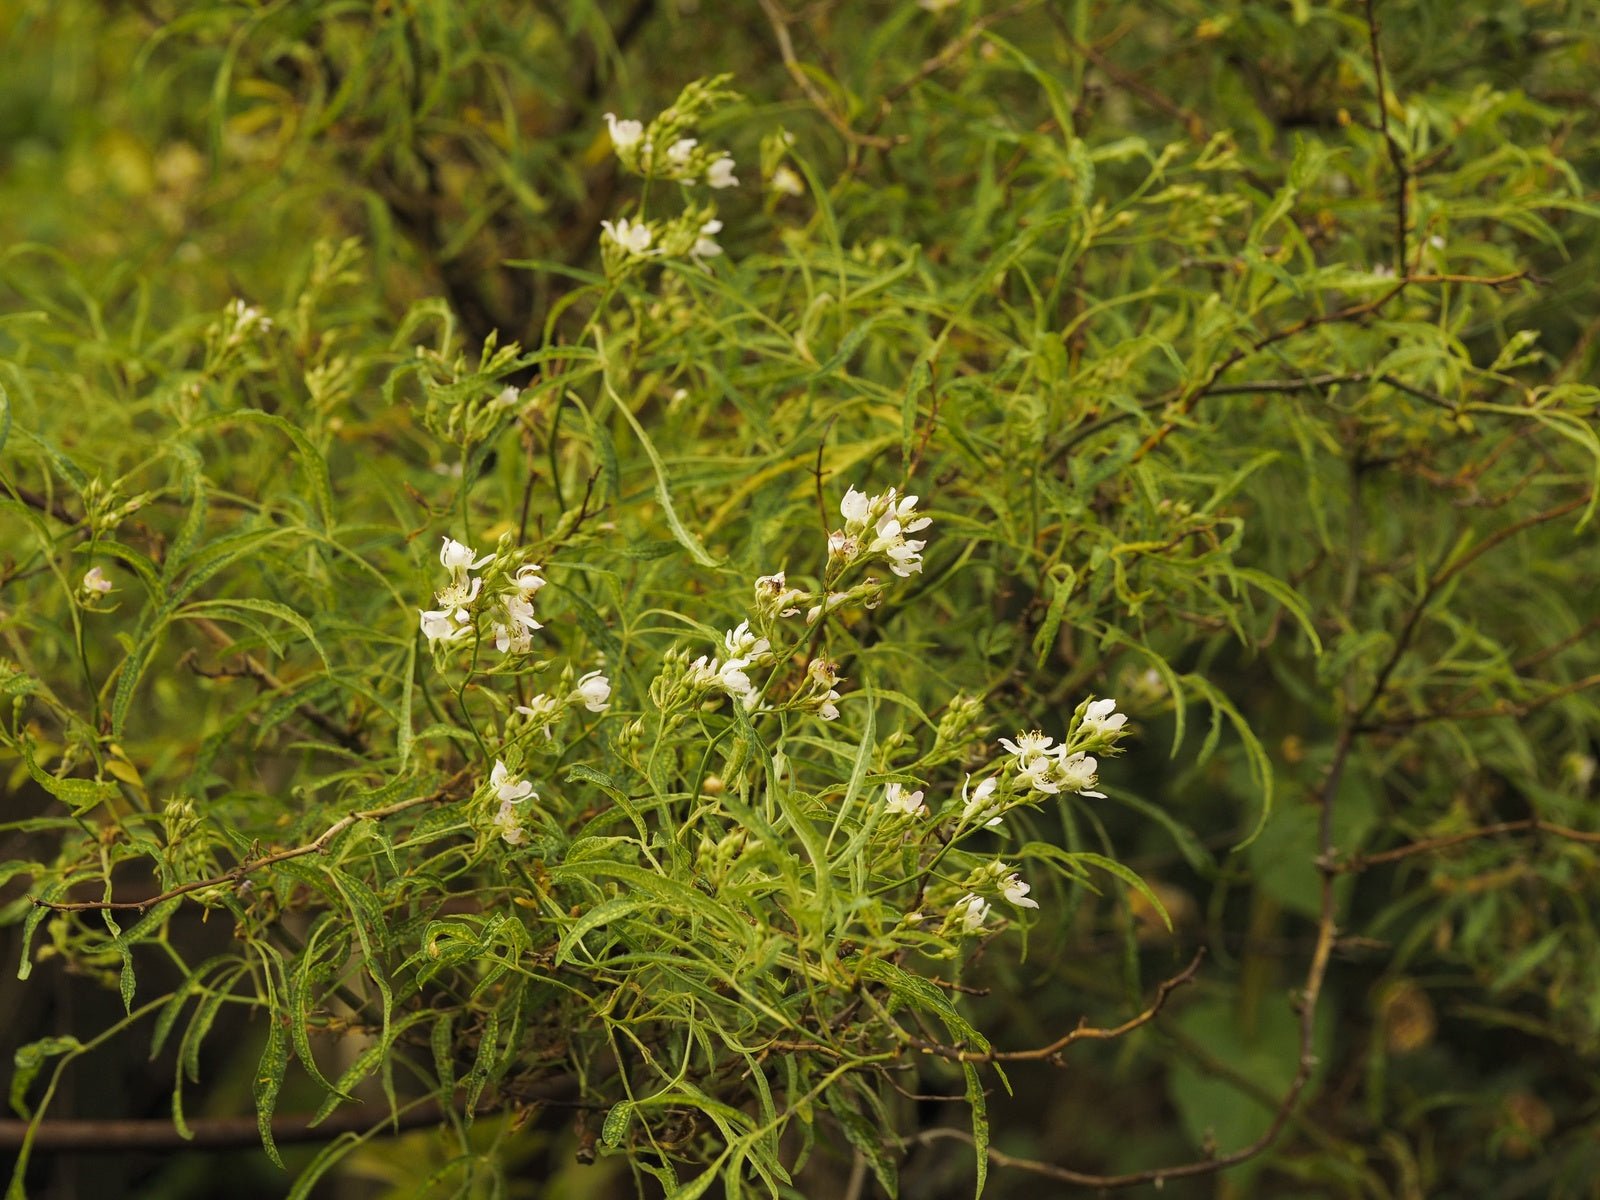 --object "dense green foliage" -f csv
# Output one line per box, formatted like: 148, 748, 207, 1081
3, 1, 1599, 1197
